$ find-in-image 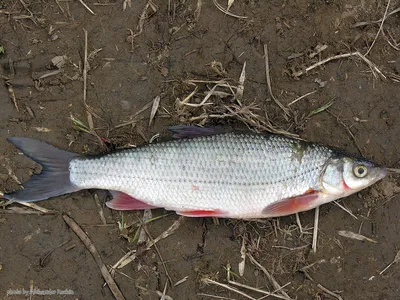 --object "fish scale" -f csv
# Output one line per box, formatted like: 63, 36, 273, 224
69, 133, 333, 218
